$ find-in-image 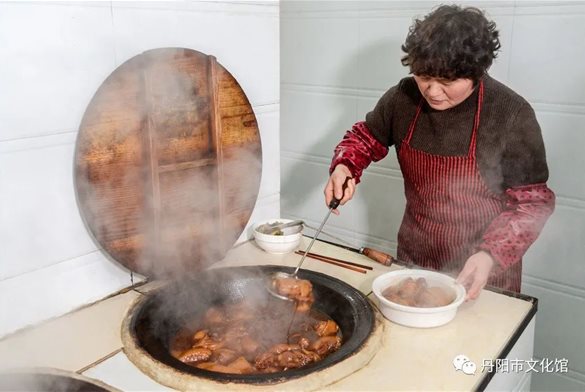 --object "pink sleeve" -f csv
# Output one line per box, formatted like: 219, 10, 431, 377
478, 183, 555, 270
329, 121, 389, 184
